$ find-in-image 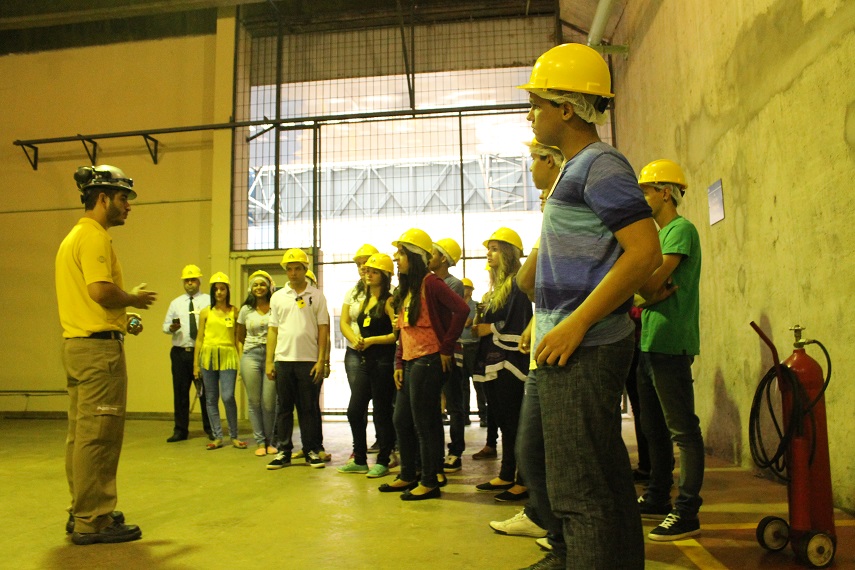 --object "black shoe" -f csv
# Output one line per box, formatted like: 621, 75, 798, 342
166, 432, 188, 443
437, 473, 448, 488
378, 477, 418, 493
306, 450, 325, 469
266, 452, 291, 470
66, 511, 124, 534
204, 430, 215, 441
400, 487, 441, 501
637, 495, 672, 519
495, 490, 529, 502
519, 552, 566, 570
443, 455, 462, 473
367, 441, 380, 454
71, 520, 142, 545
648, 511, 701, 541
476, 480, 514, 492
